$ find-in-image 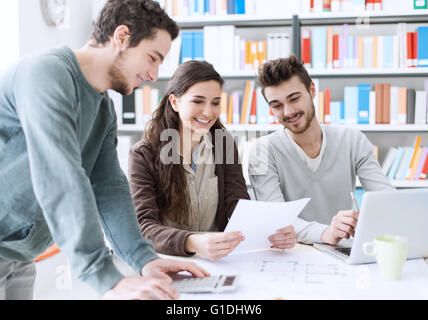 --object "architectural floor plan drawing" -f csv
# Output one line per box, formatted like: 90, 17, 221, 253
253, 256, 350, 285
